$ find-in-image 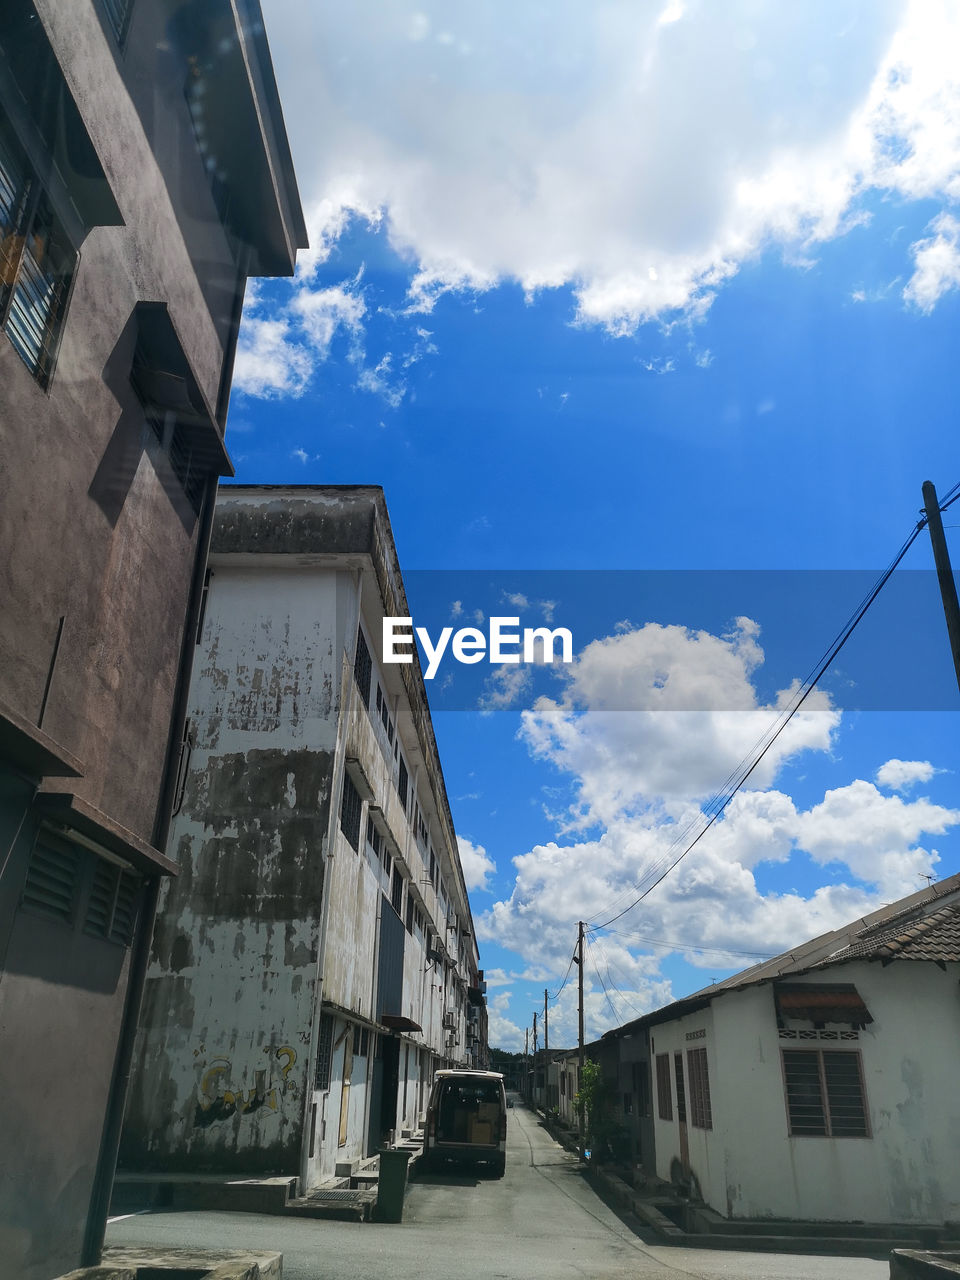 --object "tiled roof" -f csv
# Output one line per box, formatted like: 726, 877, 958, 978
816, 899, 960, 965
